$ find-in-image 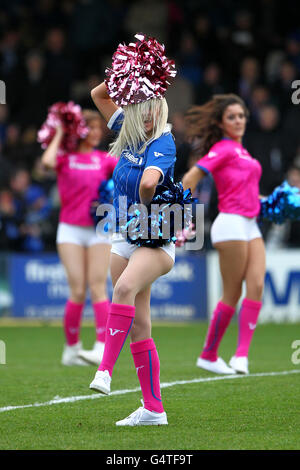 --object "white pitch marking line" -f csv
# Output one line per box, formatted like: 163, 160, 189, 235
0, 369, 299, 414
